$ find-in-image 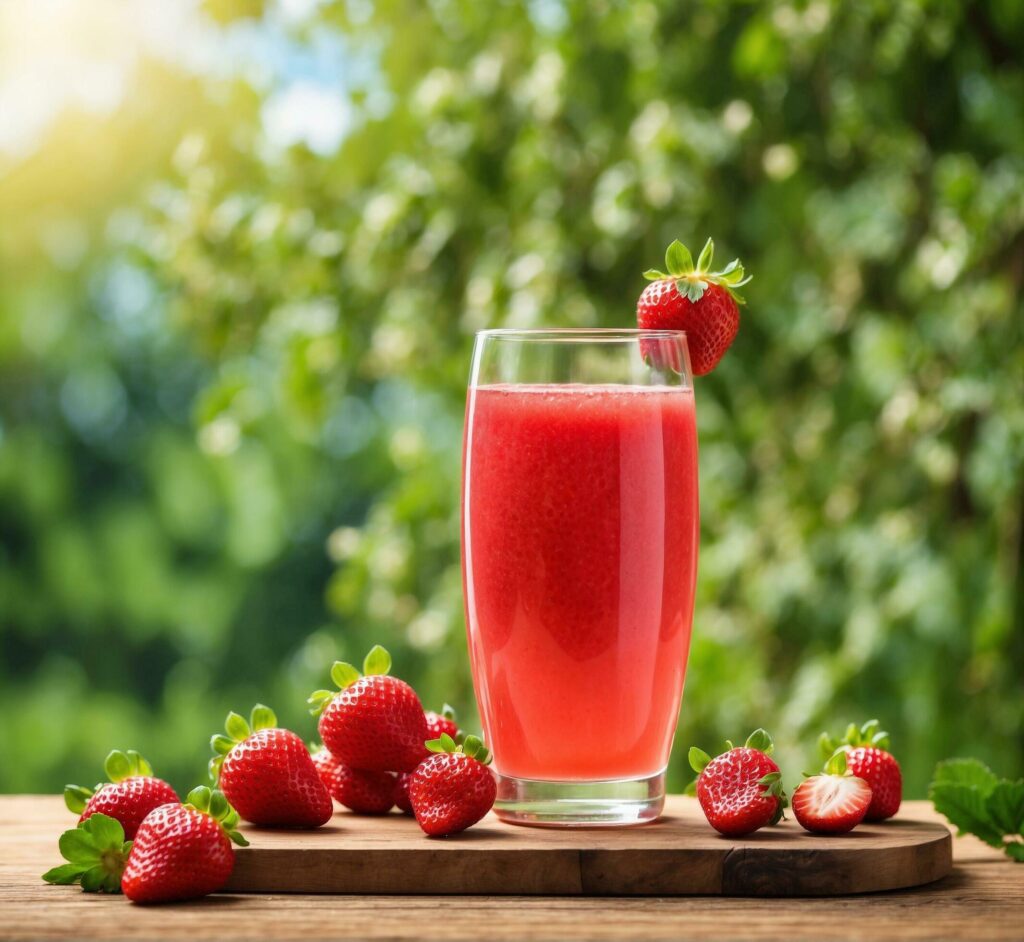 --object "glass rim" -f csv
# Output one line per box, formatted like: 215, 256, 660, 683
475, 328, 687, 344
